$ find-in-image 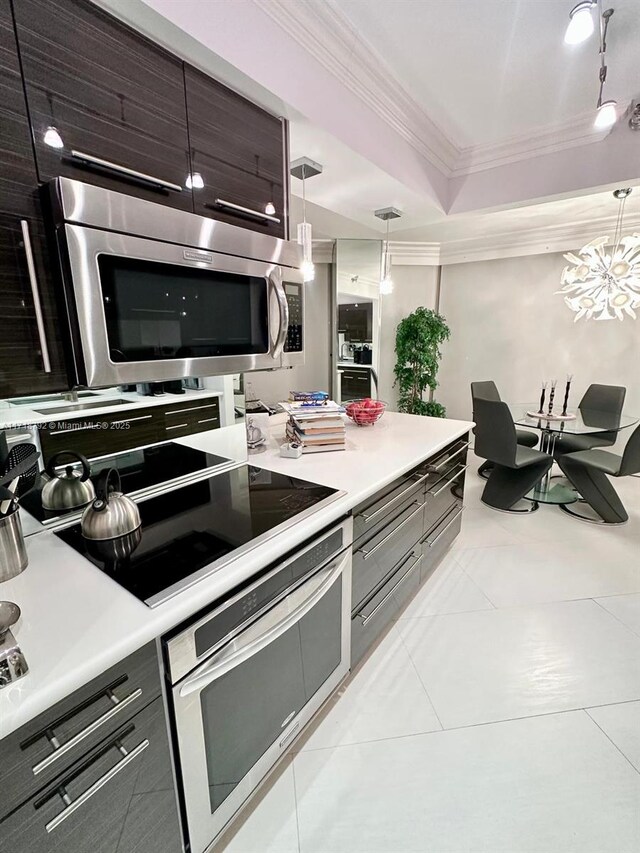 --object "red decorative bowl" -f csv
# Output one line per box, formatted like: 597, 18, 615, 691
344, 399, 387, 426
